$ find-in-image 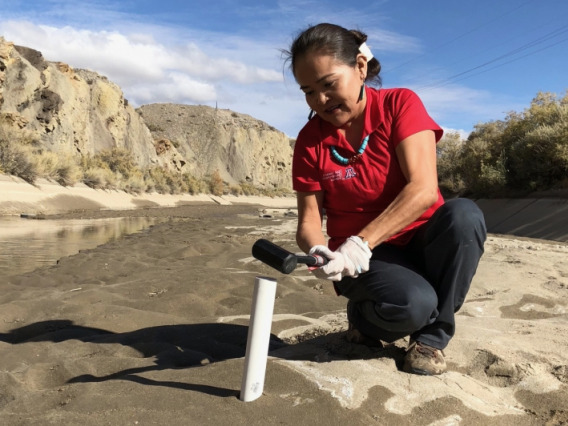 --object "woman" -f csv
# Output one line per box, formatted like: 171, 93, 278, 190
284, 23, 486, 376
